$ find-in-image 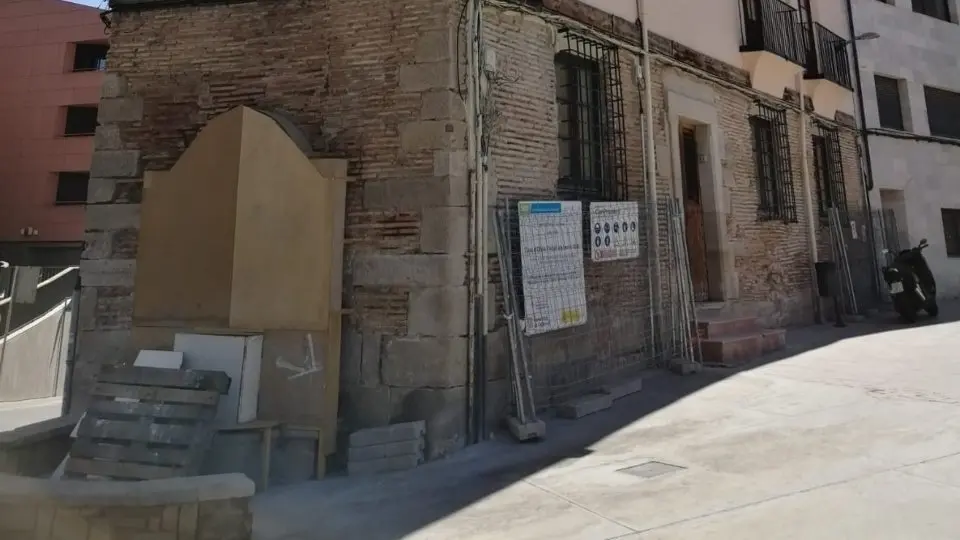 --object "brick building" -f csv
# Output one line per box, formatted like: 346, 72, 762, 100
76, 0, 866, 461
